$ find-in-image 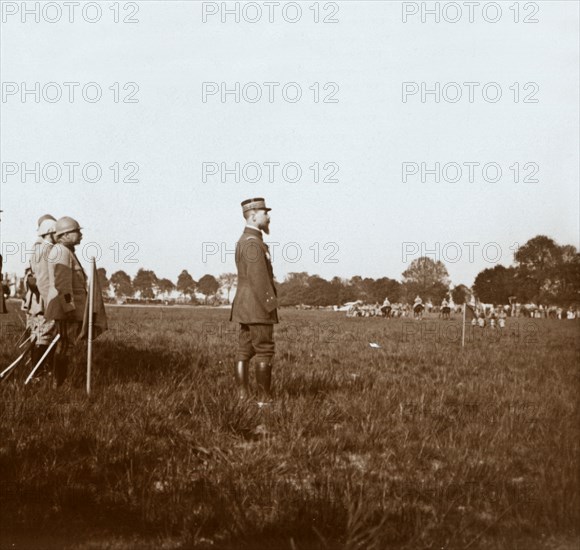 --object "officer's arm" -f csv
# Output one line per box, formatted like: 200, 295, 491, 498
51, 248, 76, 312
